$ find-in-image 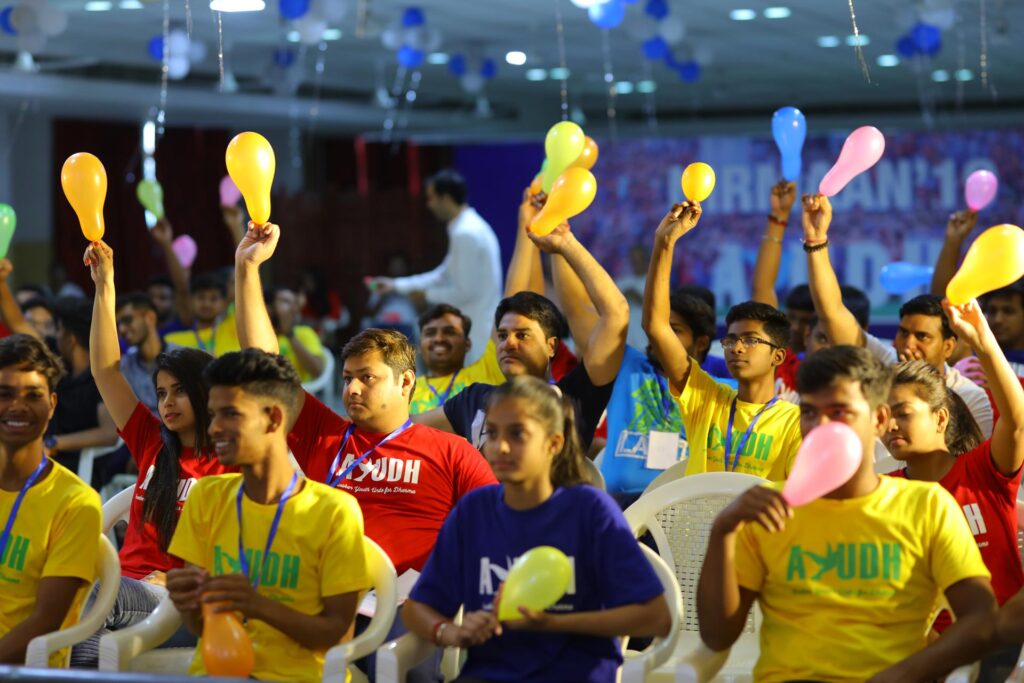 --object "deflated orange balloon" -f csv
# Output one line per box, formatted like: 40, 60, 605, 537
61, 153, 107, 242
570, 136, 599, 171
225, 132, 276, 225
529, 168, 597, 237
201, 602, 254, 678
946, 224, 1024, 305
